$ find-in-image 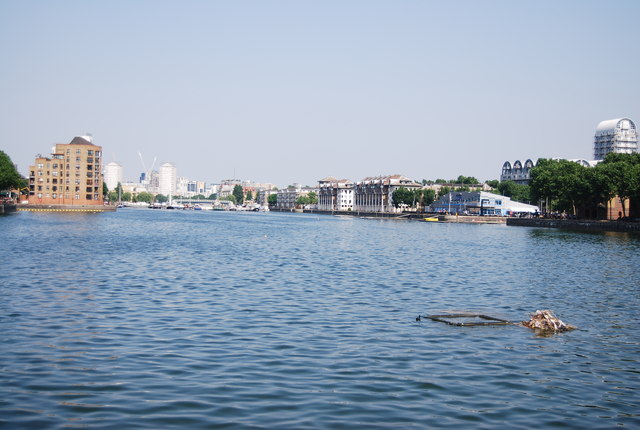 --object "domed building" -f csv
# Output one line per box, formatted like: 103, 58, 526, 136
593, 118, 637, 160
